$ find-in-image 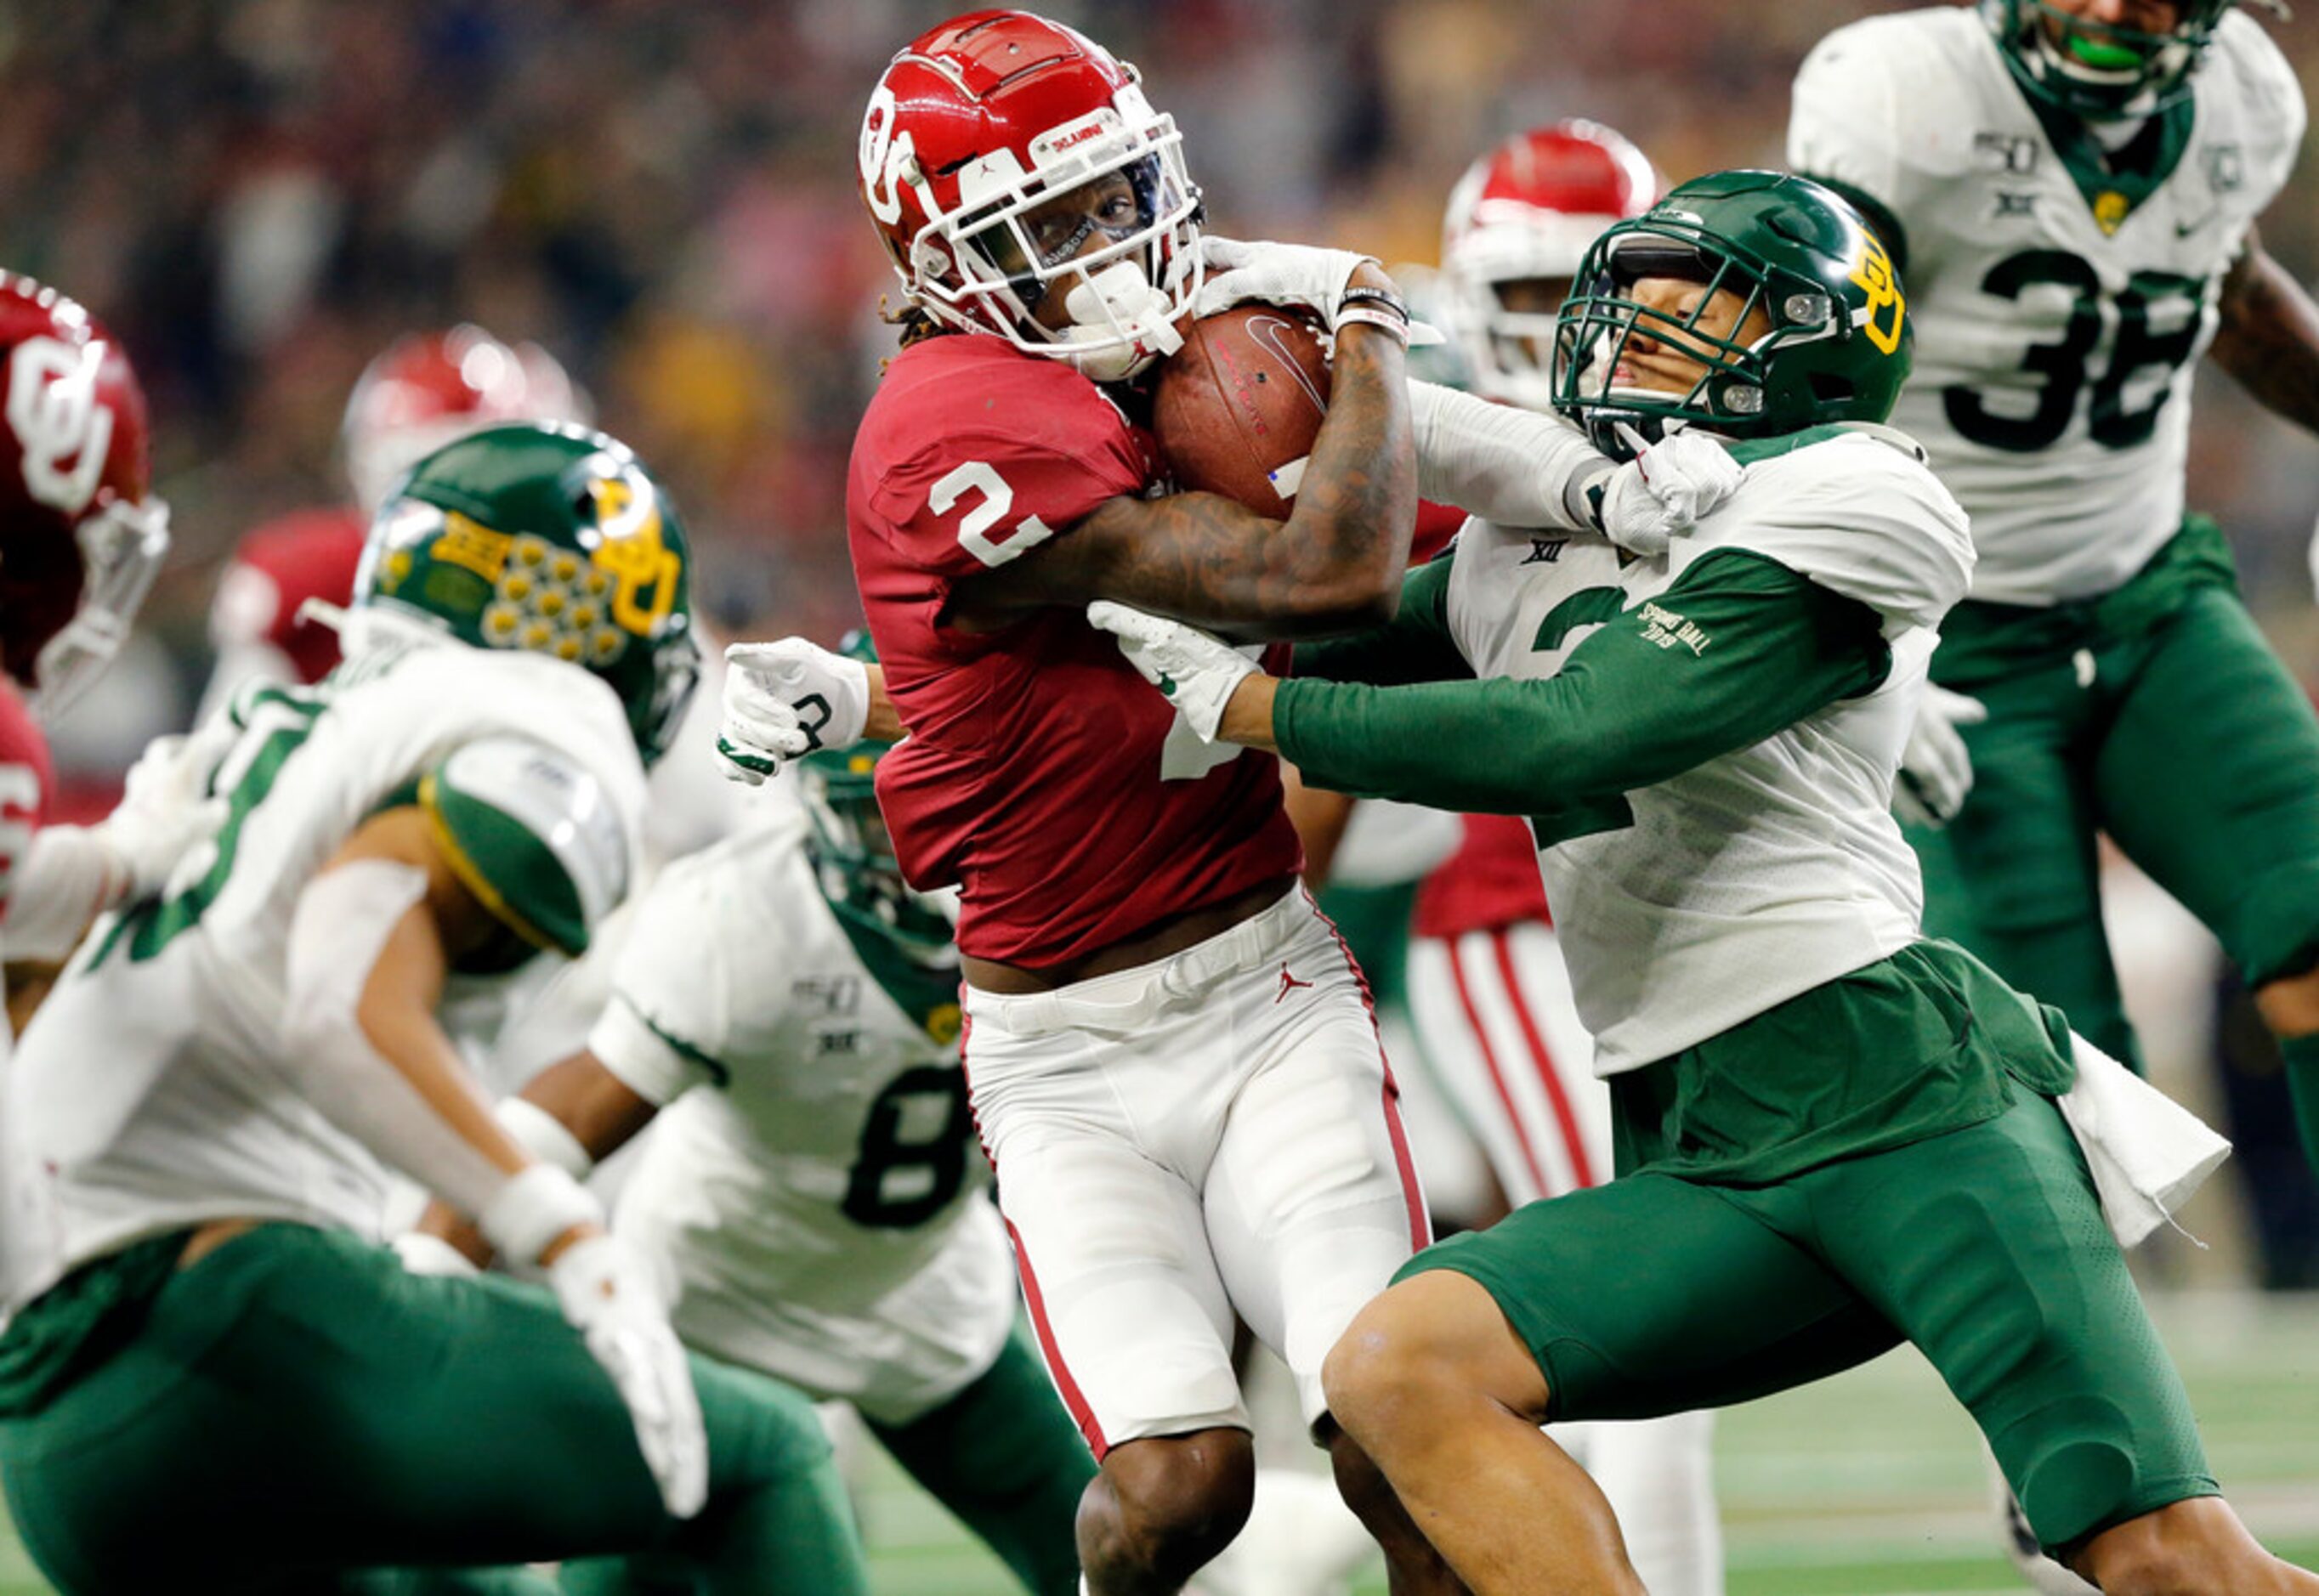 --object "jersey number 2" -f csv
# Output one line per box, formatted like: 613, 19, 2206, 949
934, 461, 1057, 569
